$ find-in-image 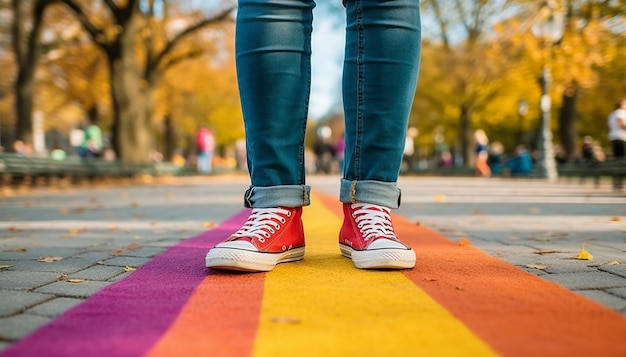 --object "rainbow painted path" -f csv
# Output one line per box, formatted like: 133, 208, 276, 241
3, 193, 626, 357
